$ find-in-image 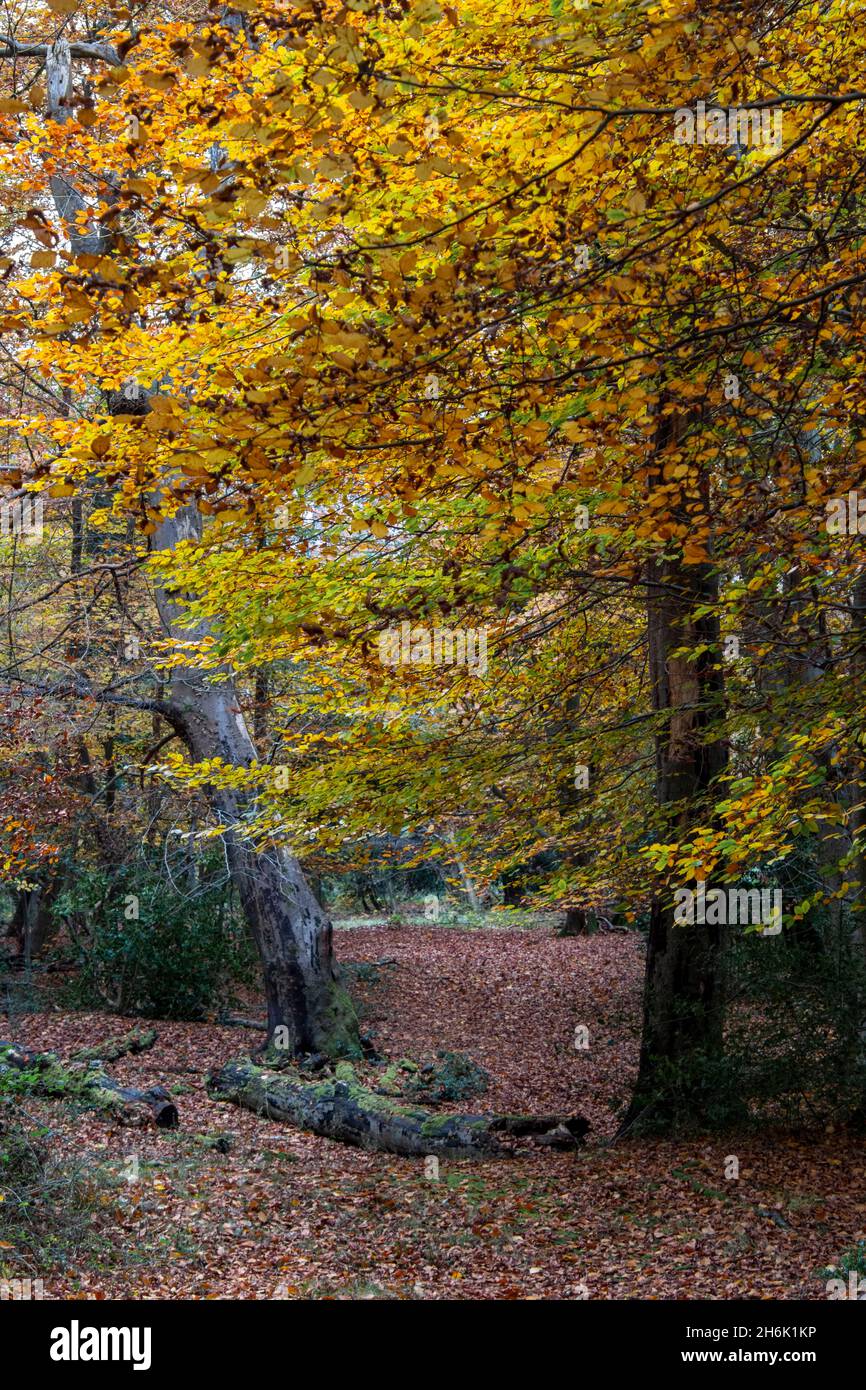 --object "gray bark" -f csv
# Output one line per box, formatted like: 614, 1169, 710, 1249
208, 1060, 590, 1157
149, 507, 358, 1057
